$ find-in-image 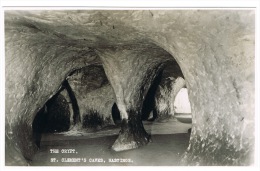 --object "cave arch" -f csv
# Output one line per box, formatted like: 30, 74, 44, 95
5, 10, 255, 166
141, 59, 186, 121
32, 79, 78, 148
